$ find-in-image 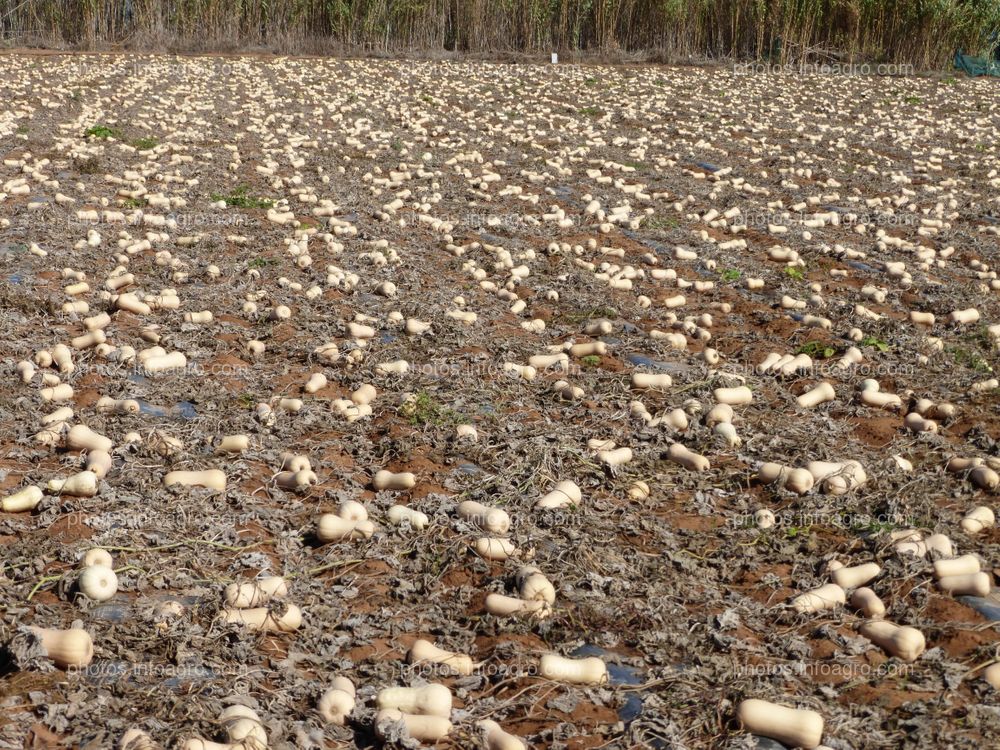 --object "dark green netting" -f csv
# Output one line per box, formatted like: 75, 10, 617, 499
955, 36, 1000, 77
